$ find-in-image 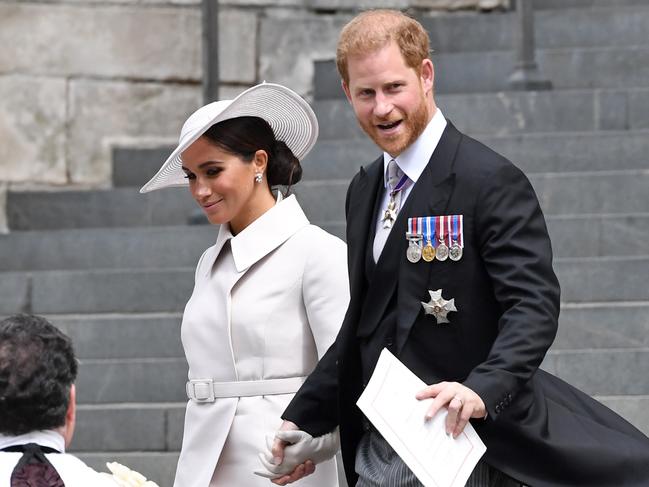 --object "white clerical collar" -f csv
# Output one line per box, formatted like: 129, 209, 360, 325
383, 107, 447, 187
0, 430, 66, 453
